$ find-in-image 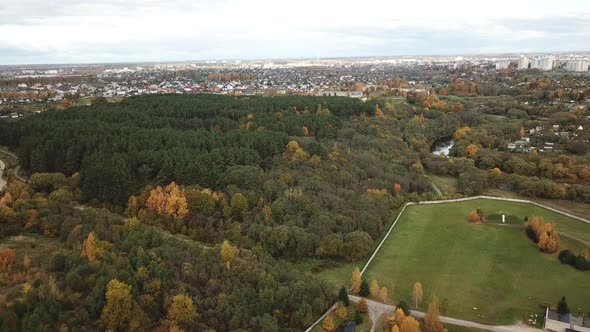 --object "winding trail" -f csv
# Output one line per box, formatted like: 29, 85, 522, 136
422, 172, 442, 196
0, 148, 28, 183
0, 159, 6, 191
